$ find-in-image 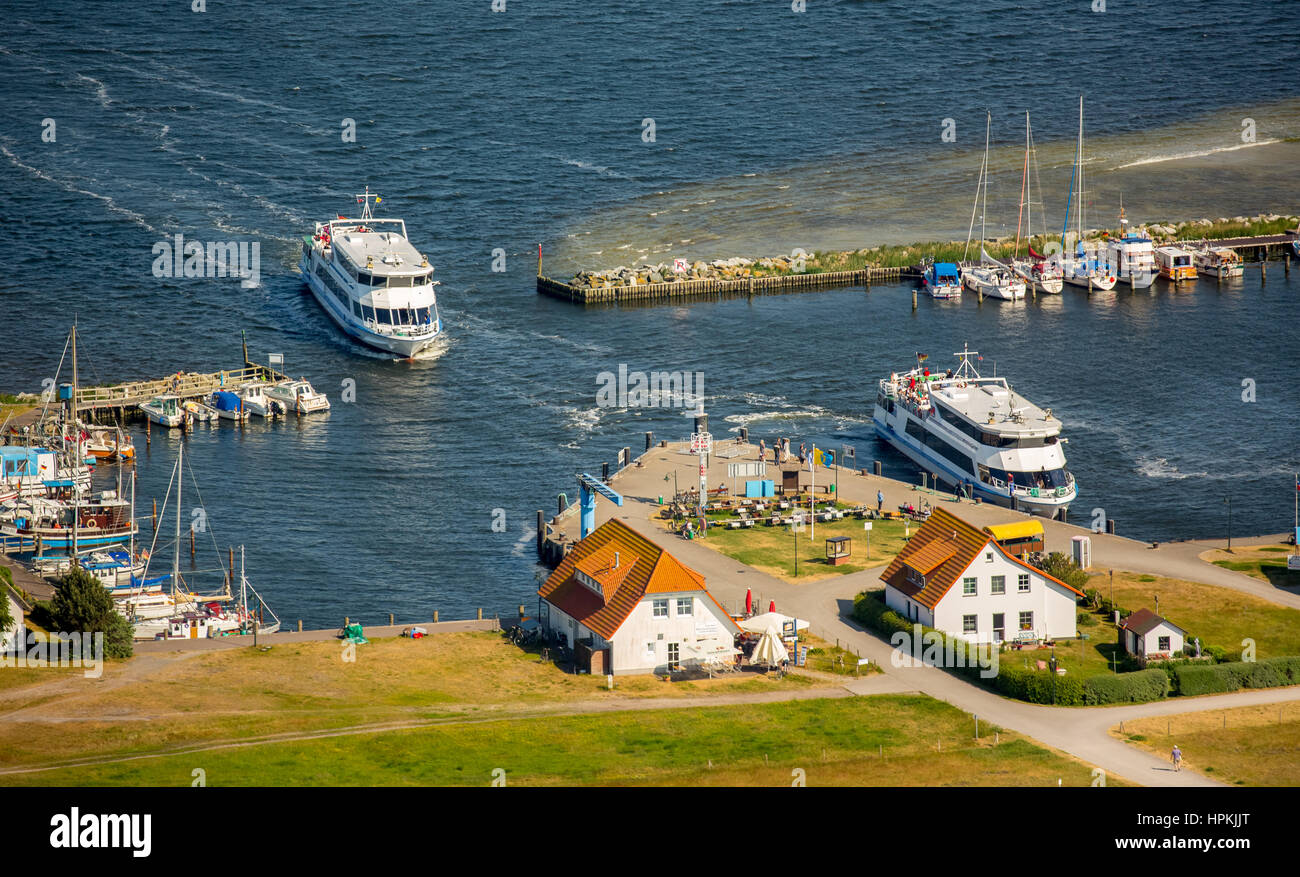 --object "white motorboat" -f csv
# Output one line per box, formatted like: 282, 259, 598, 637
1190, 243, 1242, 278
300, 187, 443, 358
920, 260, 962, 299
873, 345, 1077, 519
1106, 206, 1158, 288
183, 399, 220, 423
266, 379, 331, 414
139, 394, 185, 428
209, 390, 249, 421
238, 382, 283, 418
